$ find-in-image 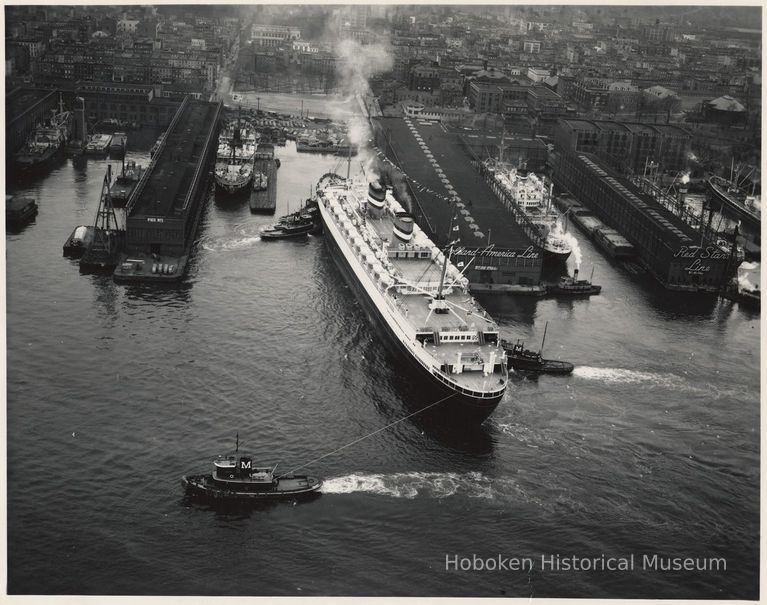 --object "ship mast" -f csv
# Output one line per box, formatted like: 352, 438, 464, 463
433, 214, 456, 312
538, 321, 548, 356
